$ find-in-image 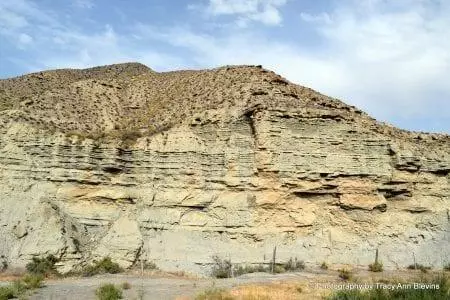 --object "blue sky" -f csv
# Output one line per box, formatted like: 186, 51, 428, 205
0, 0, 449, 133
